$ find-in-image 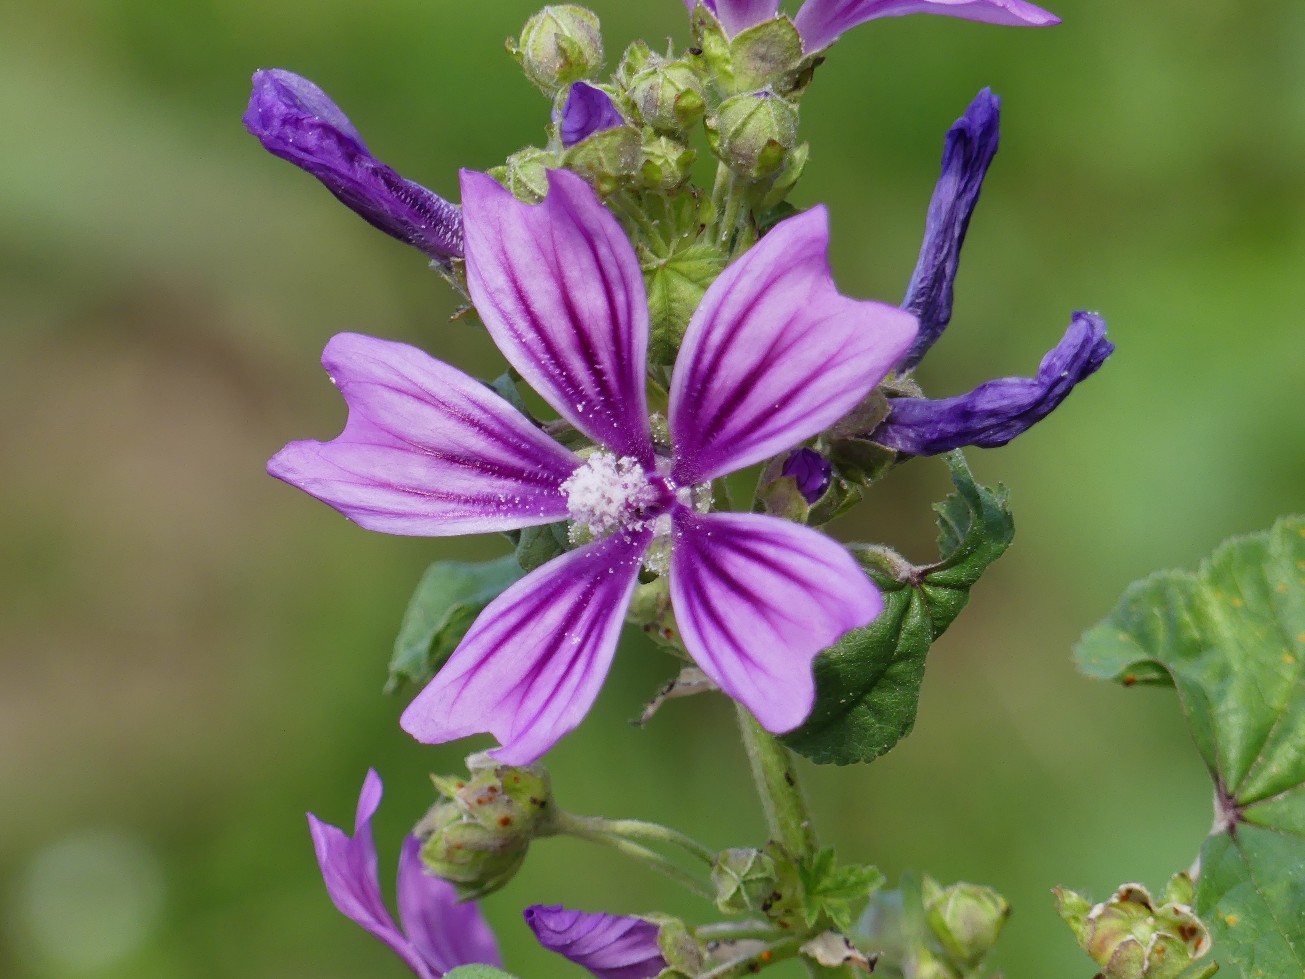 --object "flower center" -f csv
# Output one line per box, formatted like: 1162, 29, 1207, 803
561, 453, 670, 539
